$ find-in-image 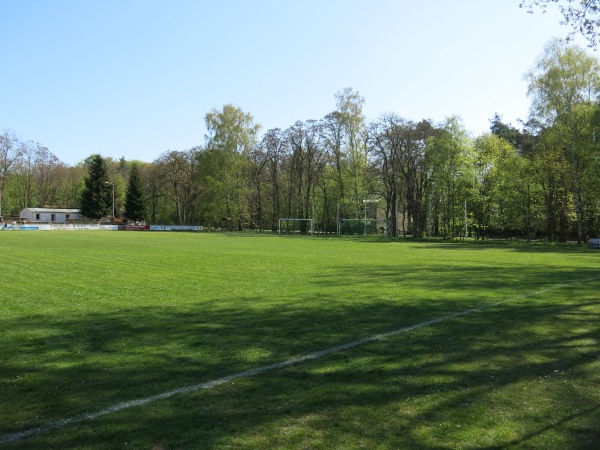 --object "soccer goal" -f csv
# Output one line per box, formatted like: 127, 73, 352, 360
338, 218, 376, 235
278, 218, 314, 235
338, 218, 390, 236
